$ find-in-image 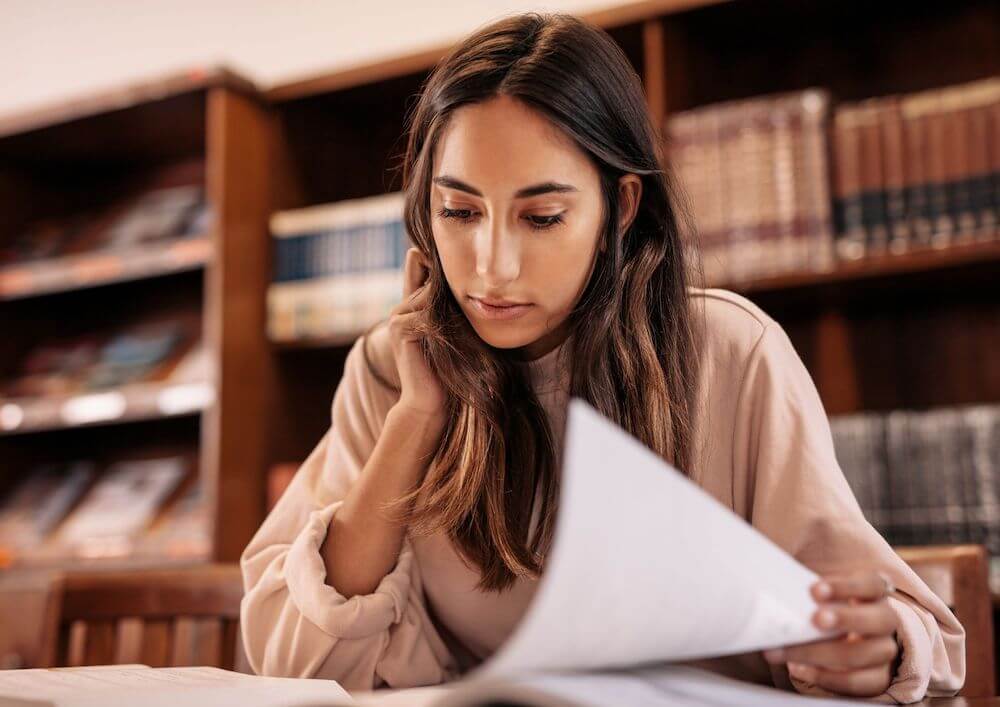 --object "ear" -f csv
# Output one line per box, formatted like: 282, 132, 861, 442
603, 174, 642, 253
